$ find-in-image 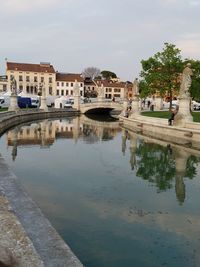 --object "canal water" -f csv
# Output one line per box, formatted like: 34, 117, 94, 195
0, 115, 200, 267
